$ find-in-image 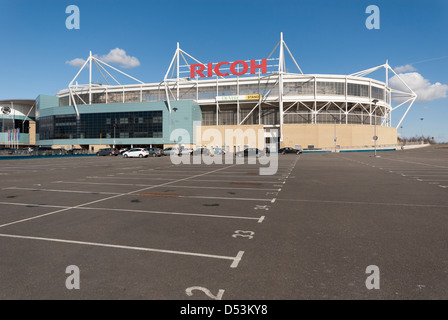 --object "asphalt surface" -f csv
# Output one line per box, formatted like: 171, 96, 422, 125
0, 146, 447, 300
